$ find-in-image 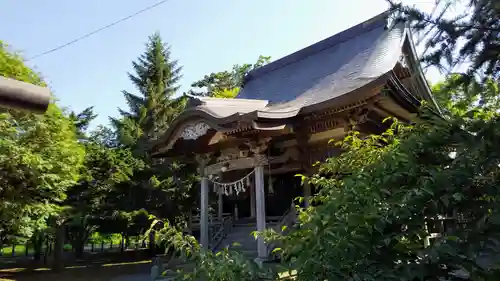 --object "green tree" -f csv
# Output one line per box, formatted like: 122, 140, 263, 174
267, 78, 500, 281
389, 0, 499, 81
0, 41, 85, 247
69, 106, 98, 141
432, 75, 500, 117
0, 41, 44, 86
112, 32, 186, 156
64, 132, 143, 258
90, 124, 120, 148
108, 33, 197, 255
189, 55, 271, 98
